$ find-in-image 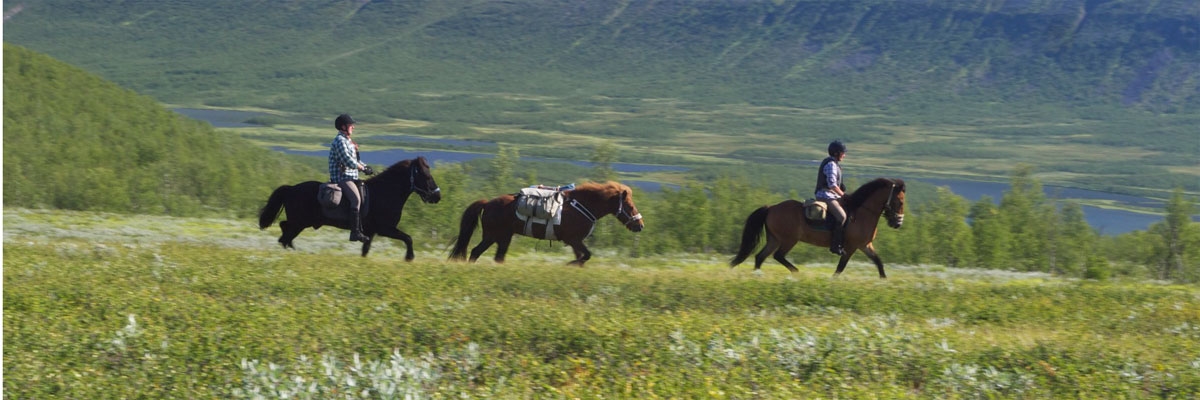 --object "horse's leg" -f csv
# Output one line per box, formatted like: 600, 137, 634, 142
360, 235, 374, 257
278, 220, 303, 249
832, 250, 856, 277
469, 236, 496, 263
374, 226, 416, 261
566, 239, 591, 267
861, 243, 886, 279
753, 234, 780, 271
493, 234, 514, 263
772, 241, 801, 273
